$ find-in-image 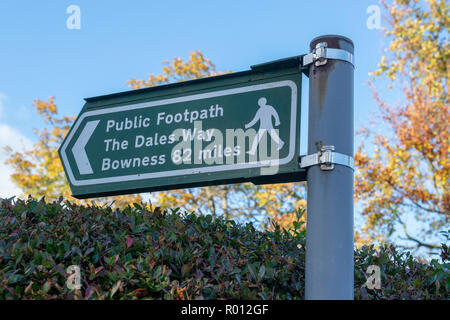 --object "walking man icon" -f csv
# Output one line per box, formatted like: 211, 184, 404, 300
245, 97, 284, 155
